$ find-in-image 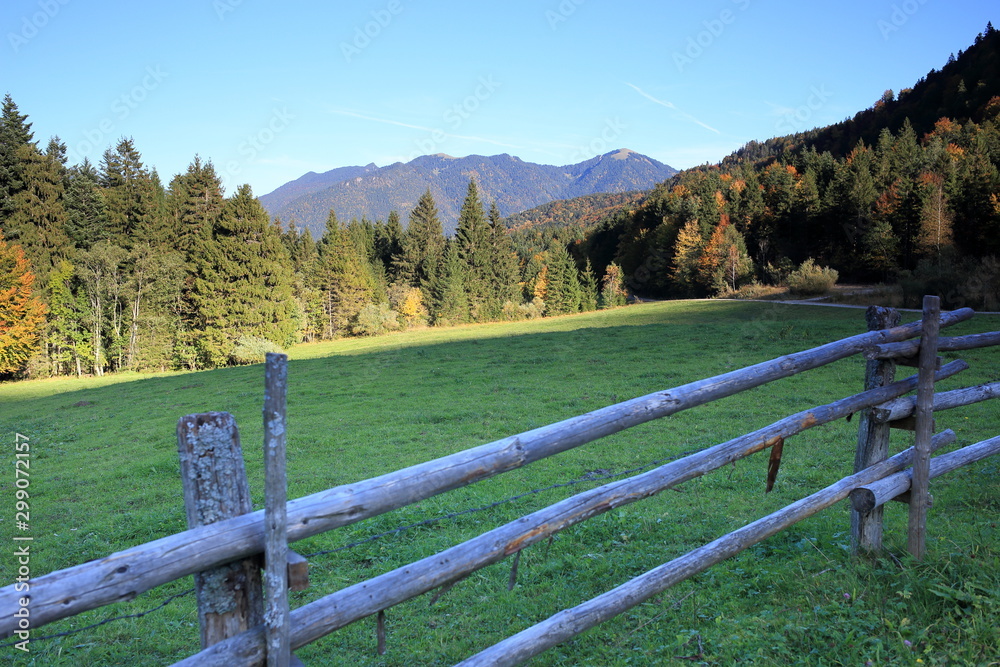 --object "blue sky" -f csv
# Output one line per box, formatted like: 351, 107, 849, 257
2, 0, 996, 197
